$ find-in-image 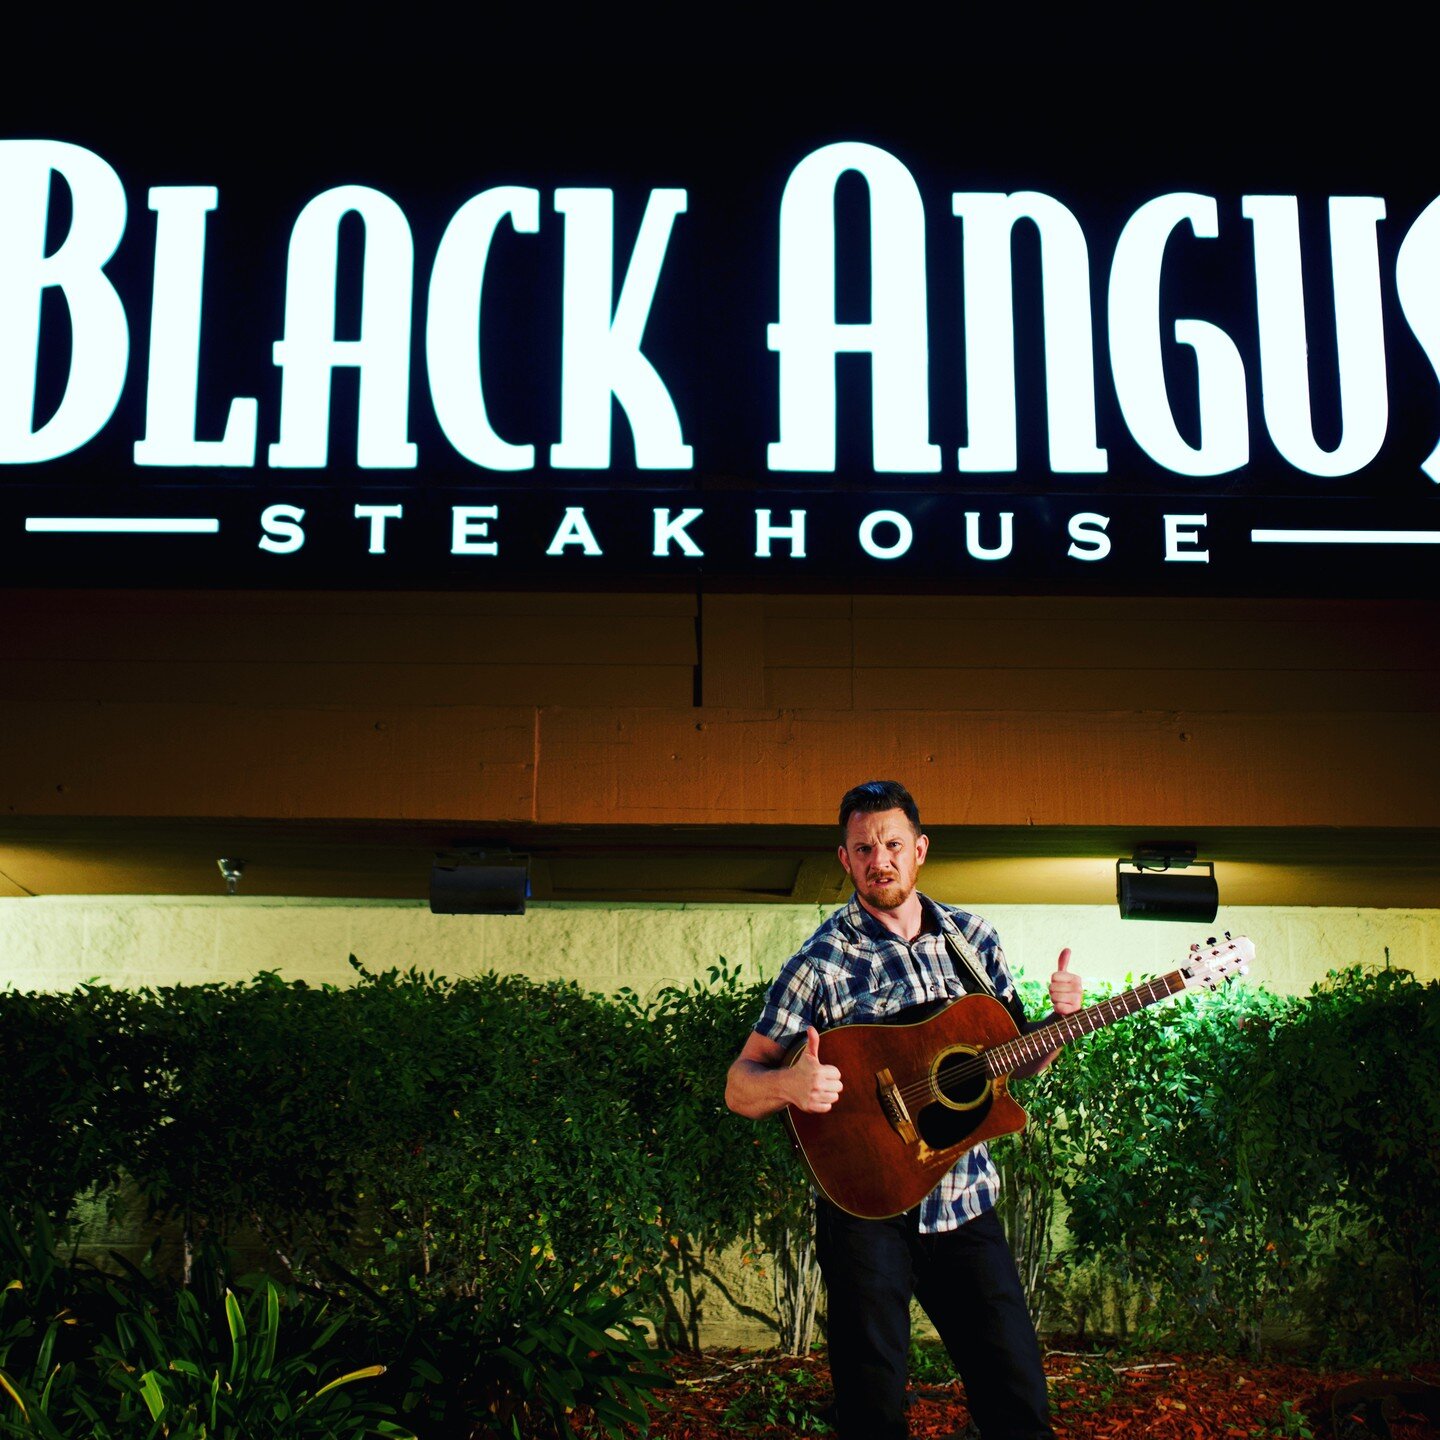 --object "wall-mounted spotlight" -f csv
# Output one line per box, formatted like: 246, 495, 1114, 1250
1116, 843, 1218, 922
217, 858, 245, 896
429, 849, 530, 915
